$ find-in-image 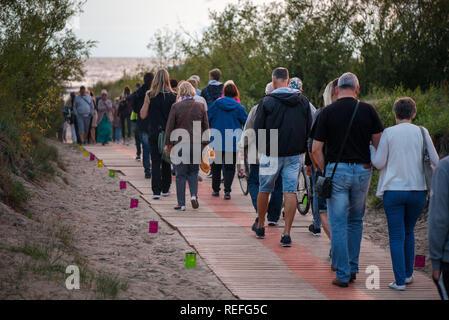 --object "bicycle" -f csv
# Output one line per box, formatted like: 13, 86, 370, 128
296, 164, 312, 215
238, 159, 249, 196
